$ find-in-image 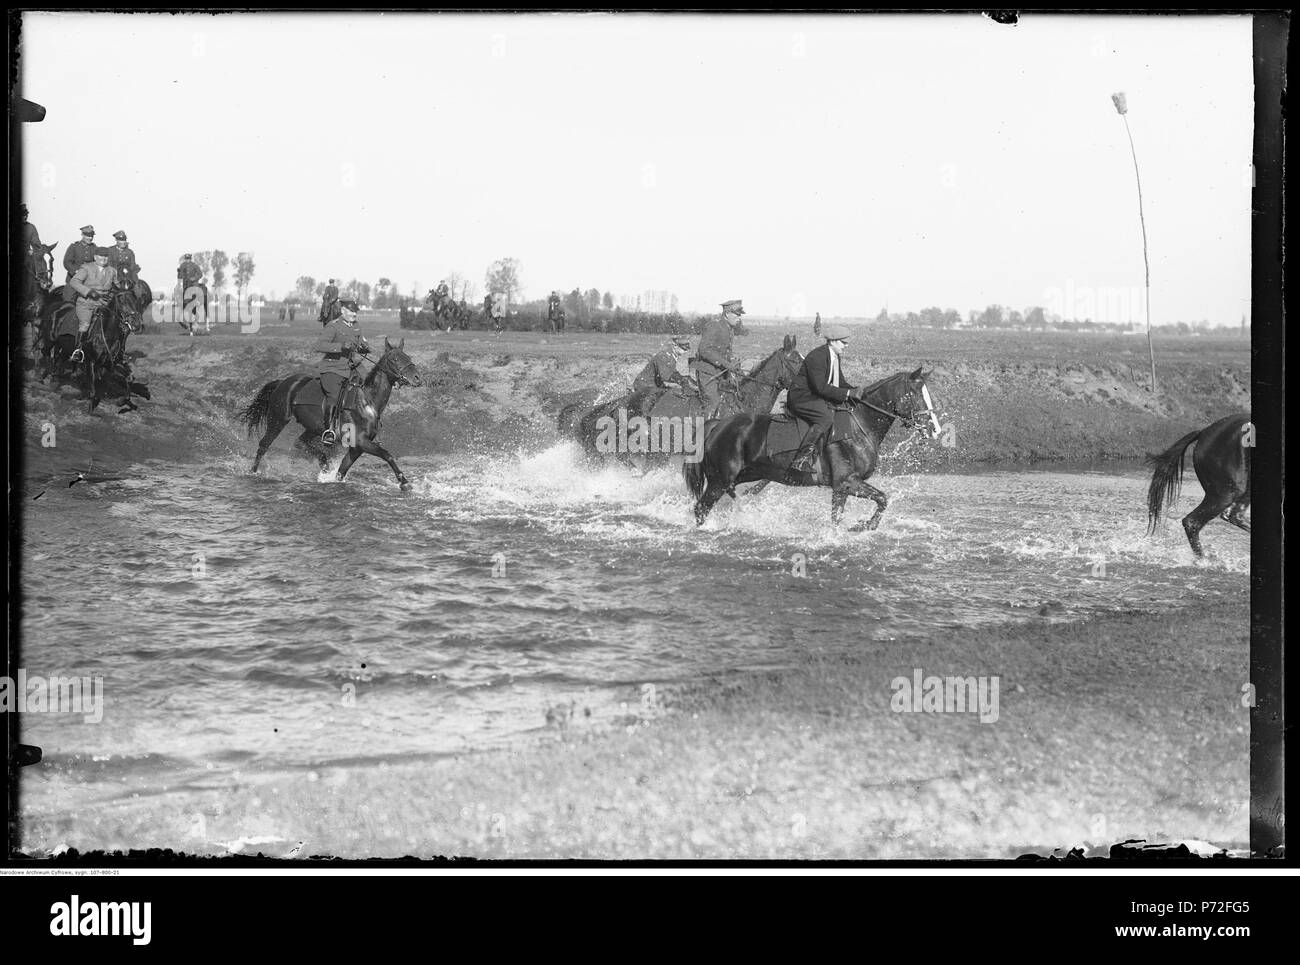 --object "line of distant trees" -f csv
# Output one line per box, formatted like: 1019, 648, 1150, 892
872, 305, 1248, 334
160, 250, 255, 300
